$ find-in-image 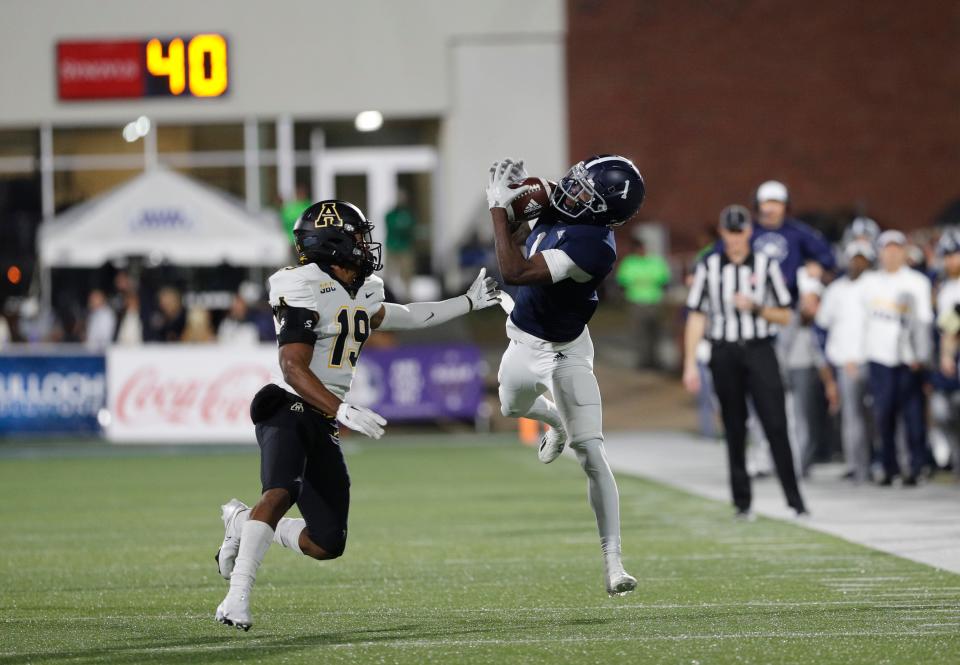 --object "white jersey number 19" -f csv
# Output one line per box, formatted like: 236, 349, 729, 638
330, 307, 370, 368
